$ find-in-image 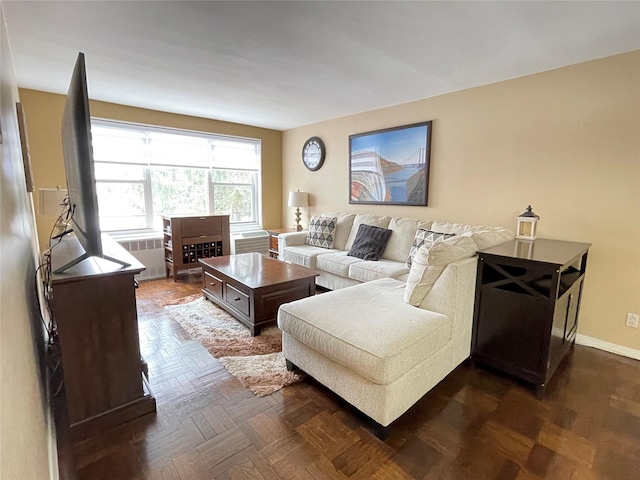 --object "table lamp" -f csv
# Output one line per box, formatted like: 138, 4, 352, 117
288, 191, 309, 231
